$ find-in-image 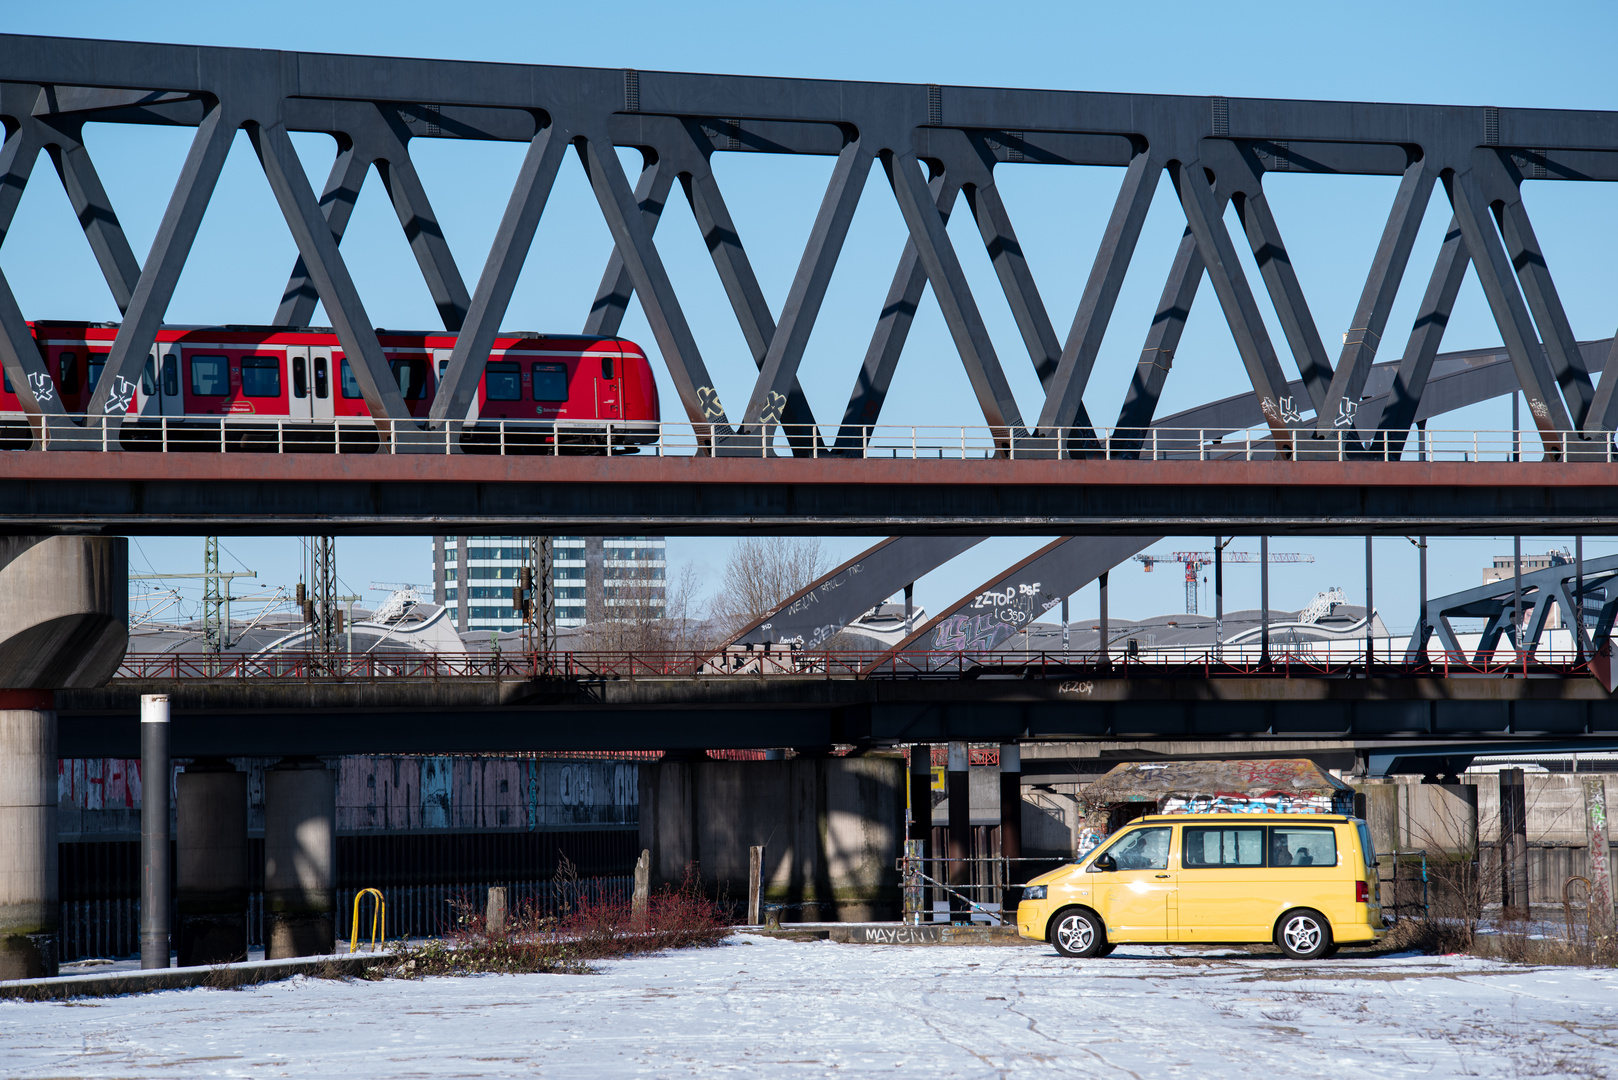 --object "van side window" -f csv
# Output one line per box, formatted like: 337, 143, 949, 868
1098, 827, 1171, 871
162, 354, 179, 396
58, 352, 78, 394
190, 355, 228, 396
532, 362, 569, 402
1181, 826, 1265, 868
1269, 826, 1337, 868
